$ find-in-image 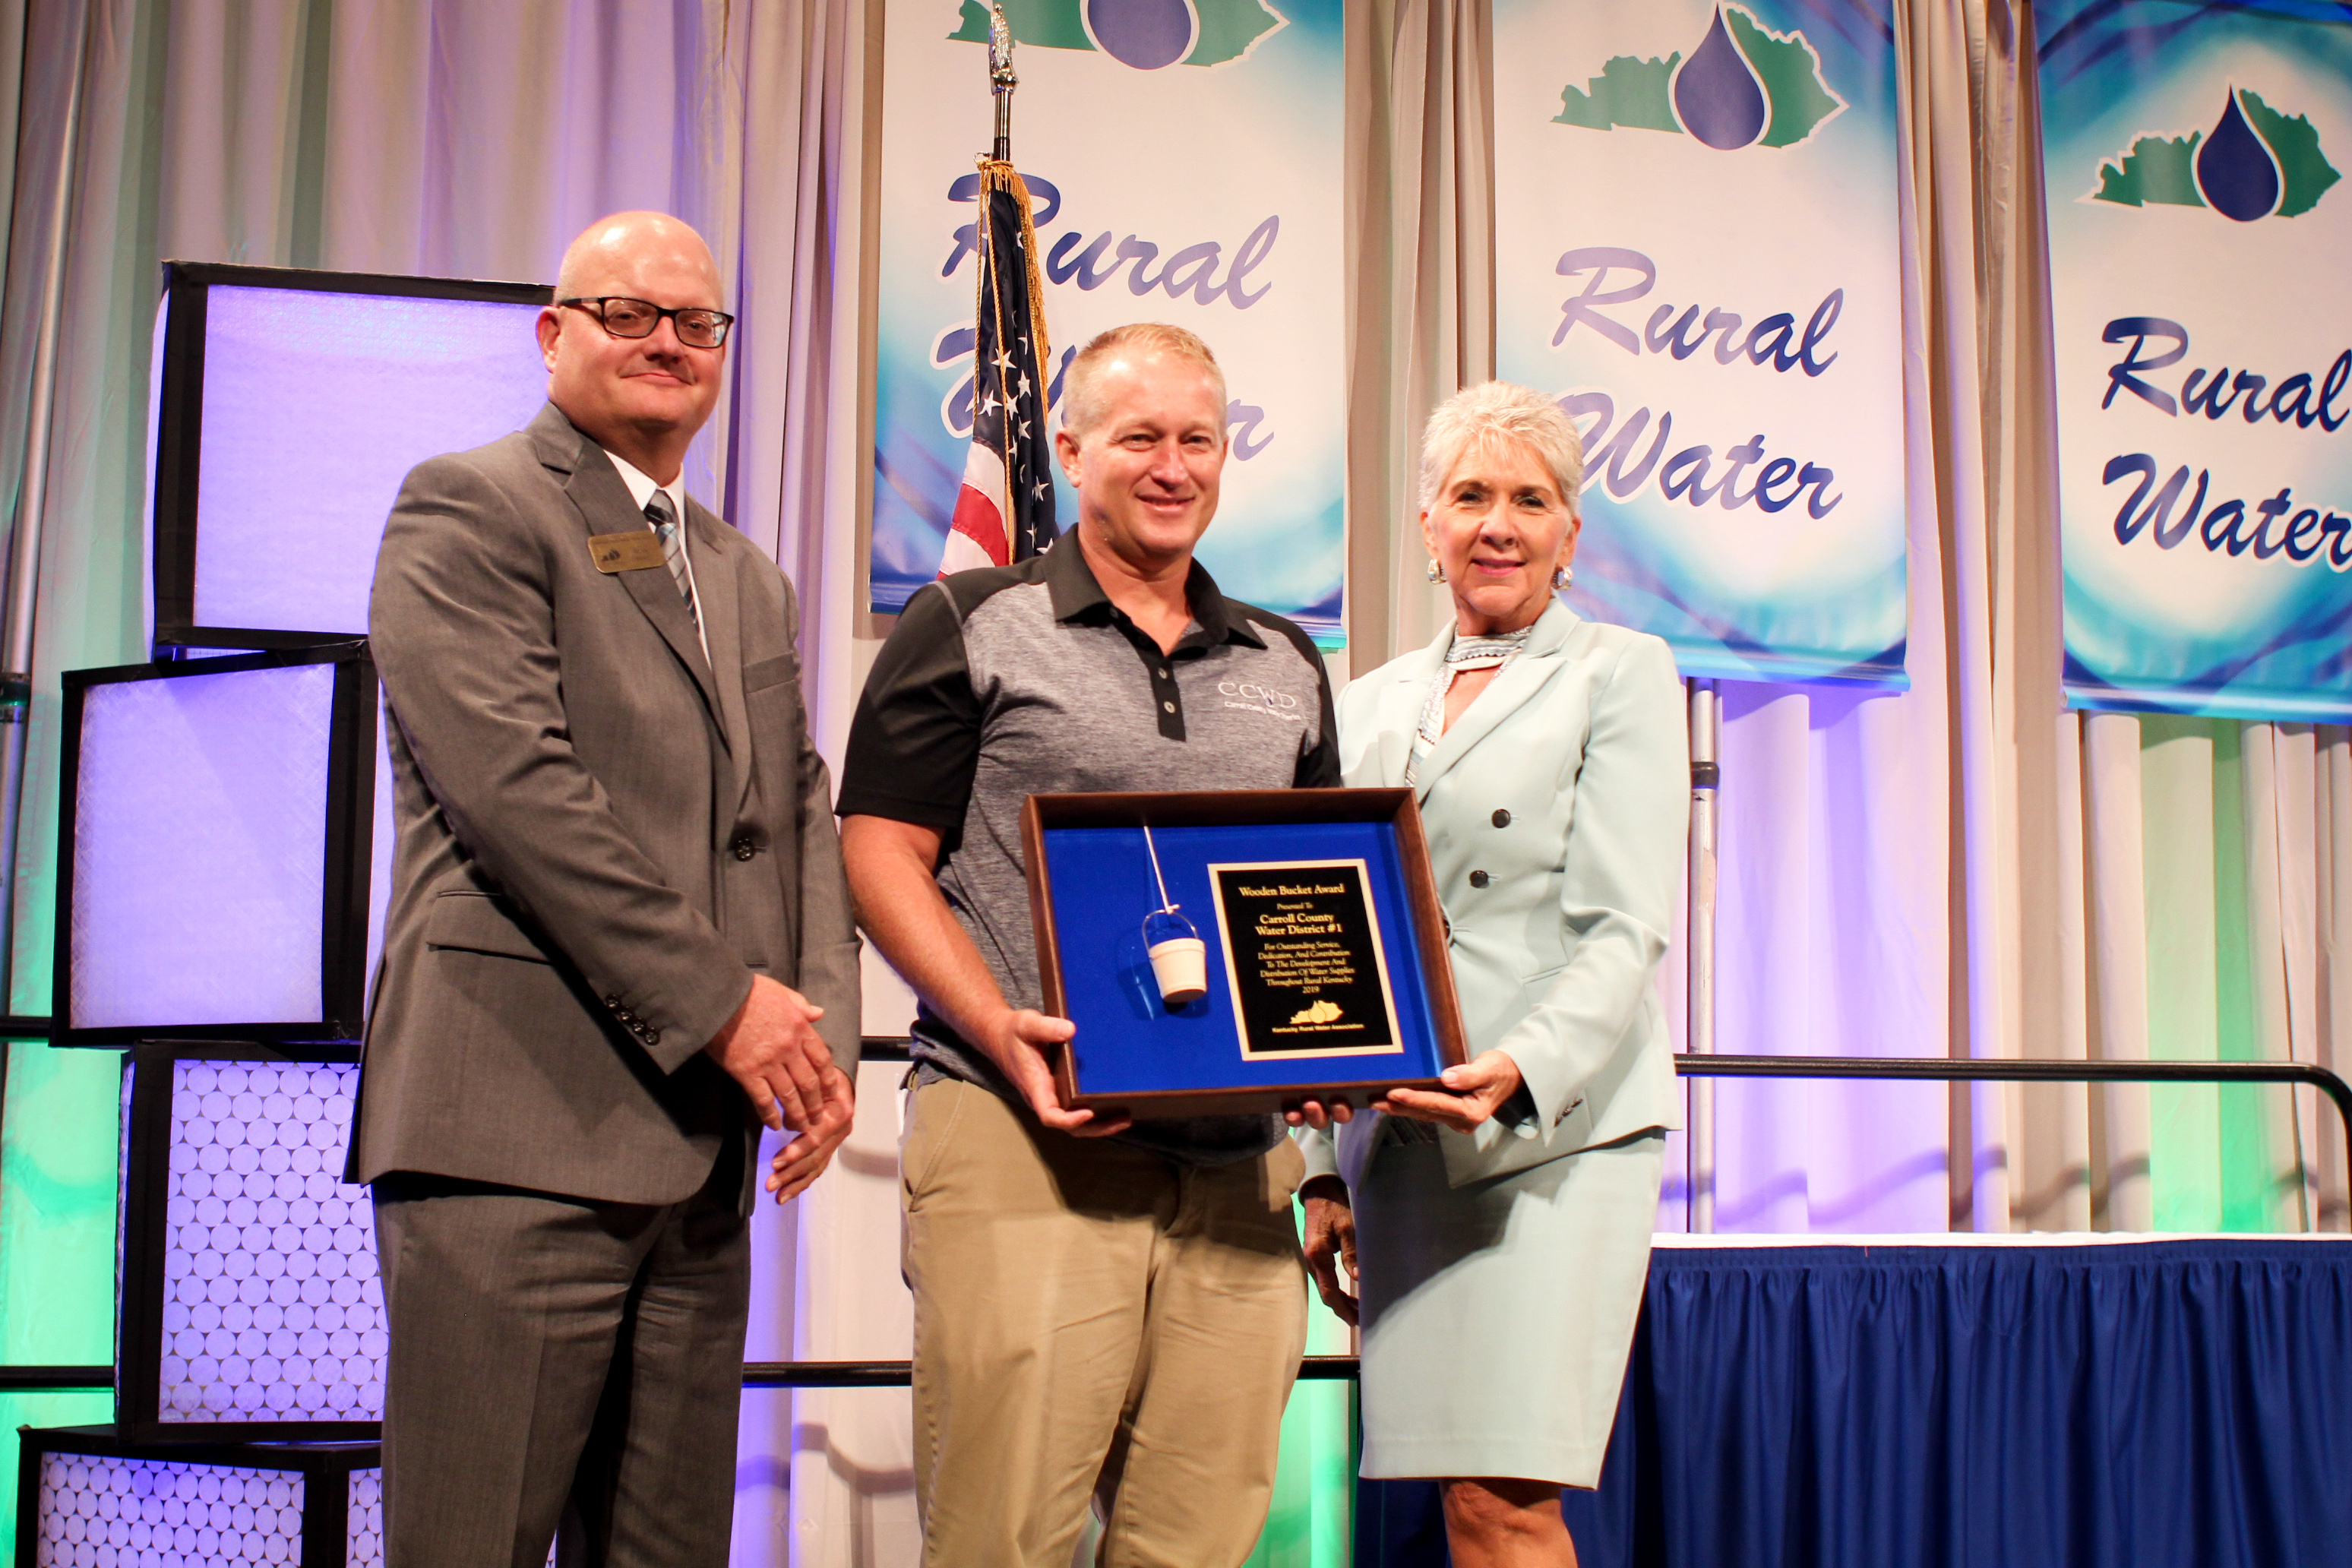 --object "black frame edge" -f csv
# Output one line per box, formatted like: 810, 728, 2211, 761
114, 1053, 174, 1435
57, 1040, 360, 1064
50, 675, 89, 1047
13, 1426, 42, 1568
318, 651, 377, 1037
159, 258, 549, 305
302, 1453, 354, 1568
160, 626, 382, 653
17, 1423, 380, 1467
148, 267, 210, 646
112, 1417, 381, 1446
